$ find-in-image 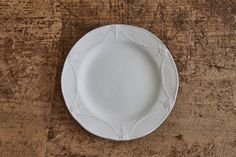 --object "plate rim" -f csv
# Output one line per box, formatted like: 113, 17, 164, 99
61, 24, 179, 141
